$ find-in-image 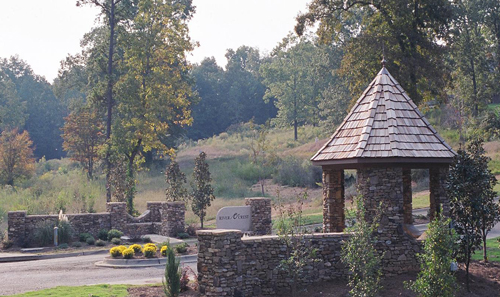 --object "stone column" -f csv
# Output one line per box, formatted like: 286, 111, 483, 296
357, 167, 404, 236
161, 202, 185, 237
106, 202, 128, 231
322, 168, 345, 232
197, 229, 244, 296
429, 166, 450, 220
147, 201, 163, 222
402, 168, 413, 224
245, 198, 272, 235
8, 211, 26, 245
